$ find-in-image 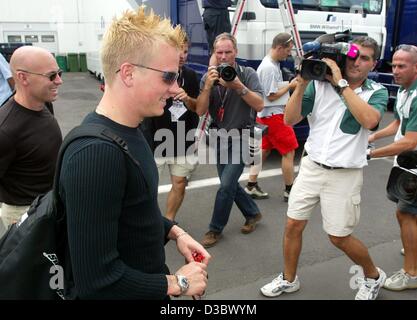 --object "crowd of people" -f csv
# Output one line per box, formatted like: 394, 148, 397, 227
0, 5, 416, 300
